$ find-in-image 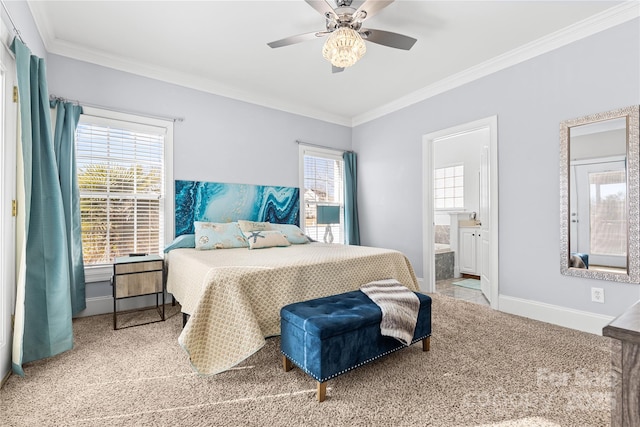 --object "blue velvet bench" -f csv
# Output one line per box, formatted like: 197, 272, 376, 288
280, 289, 432, 402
